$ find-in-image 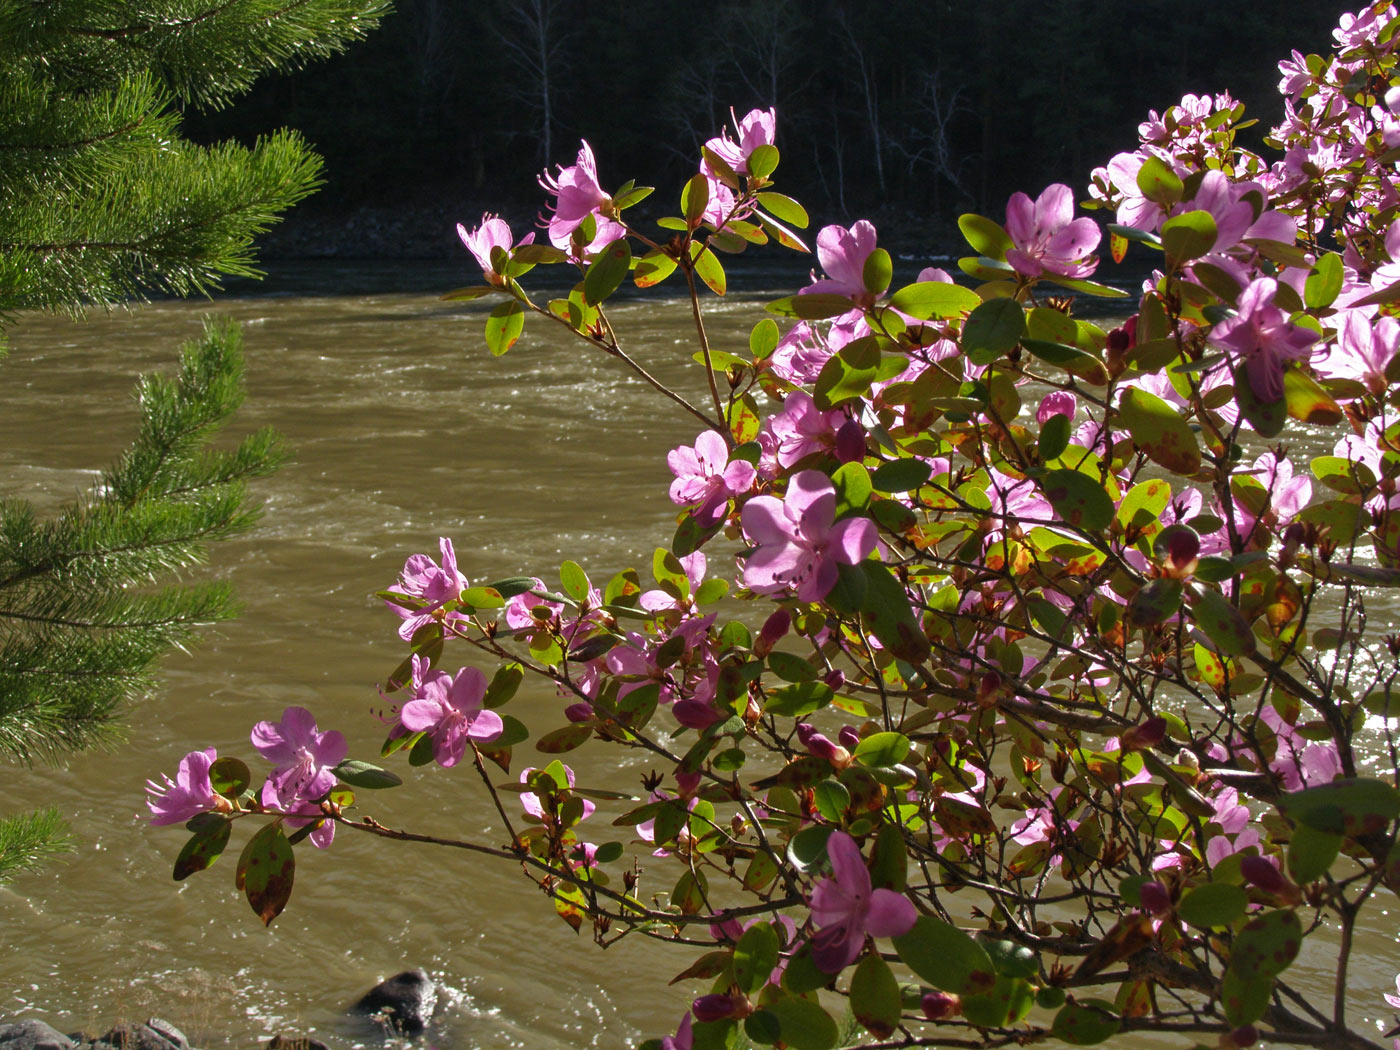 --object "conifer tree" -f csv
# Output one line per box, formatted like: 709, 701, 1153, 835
0, 0, 388, 882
